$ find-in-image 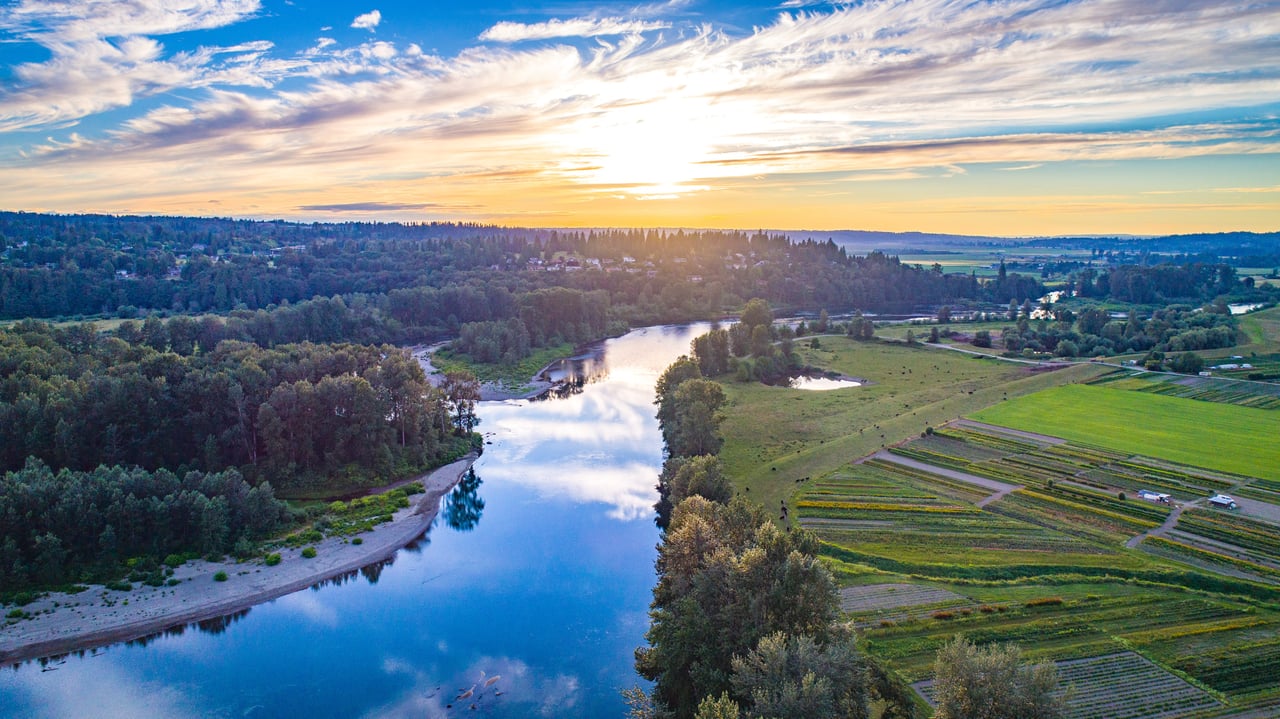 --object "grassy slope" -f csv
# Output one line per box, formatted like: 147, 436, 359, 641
971, 384, 1280, 480
717, 336, 1109, 509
